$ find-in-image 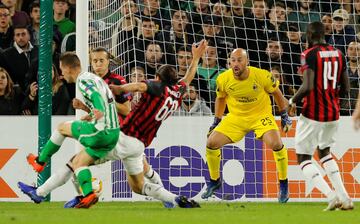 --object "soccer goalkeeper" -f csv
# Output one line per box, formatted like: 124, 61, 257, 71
202, 48, 292, 203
